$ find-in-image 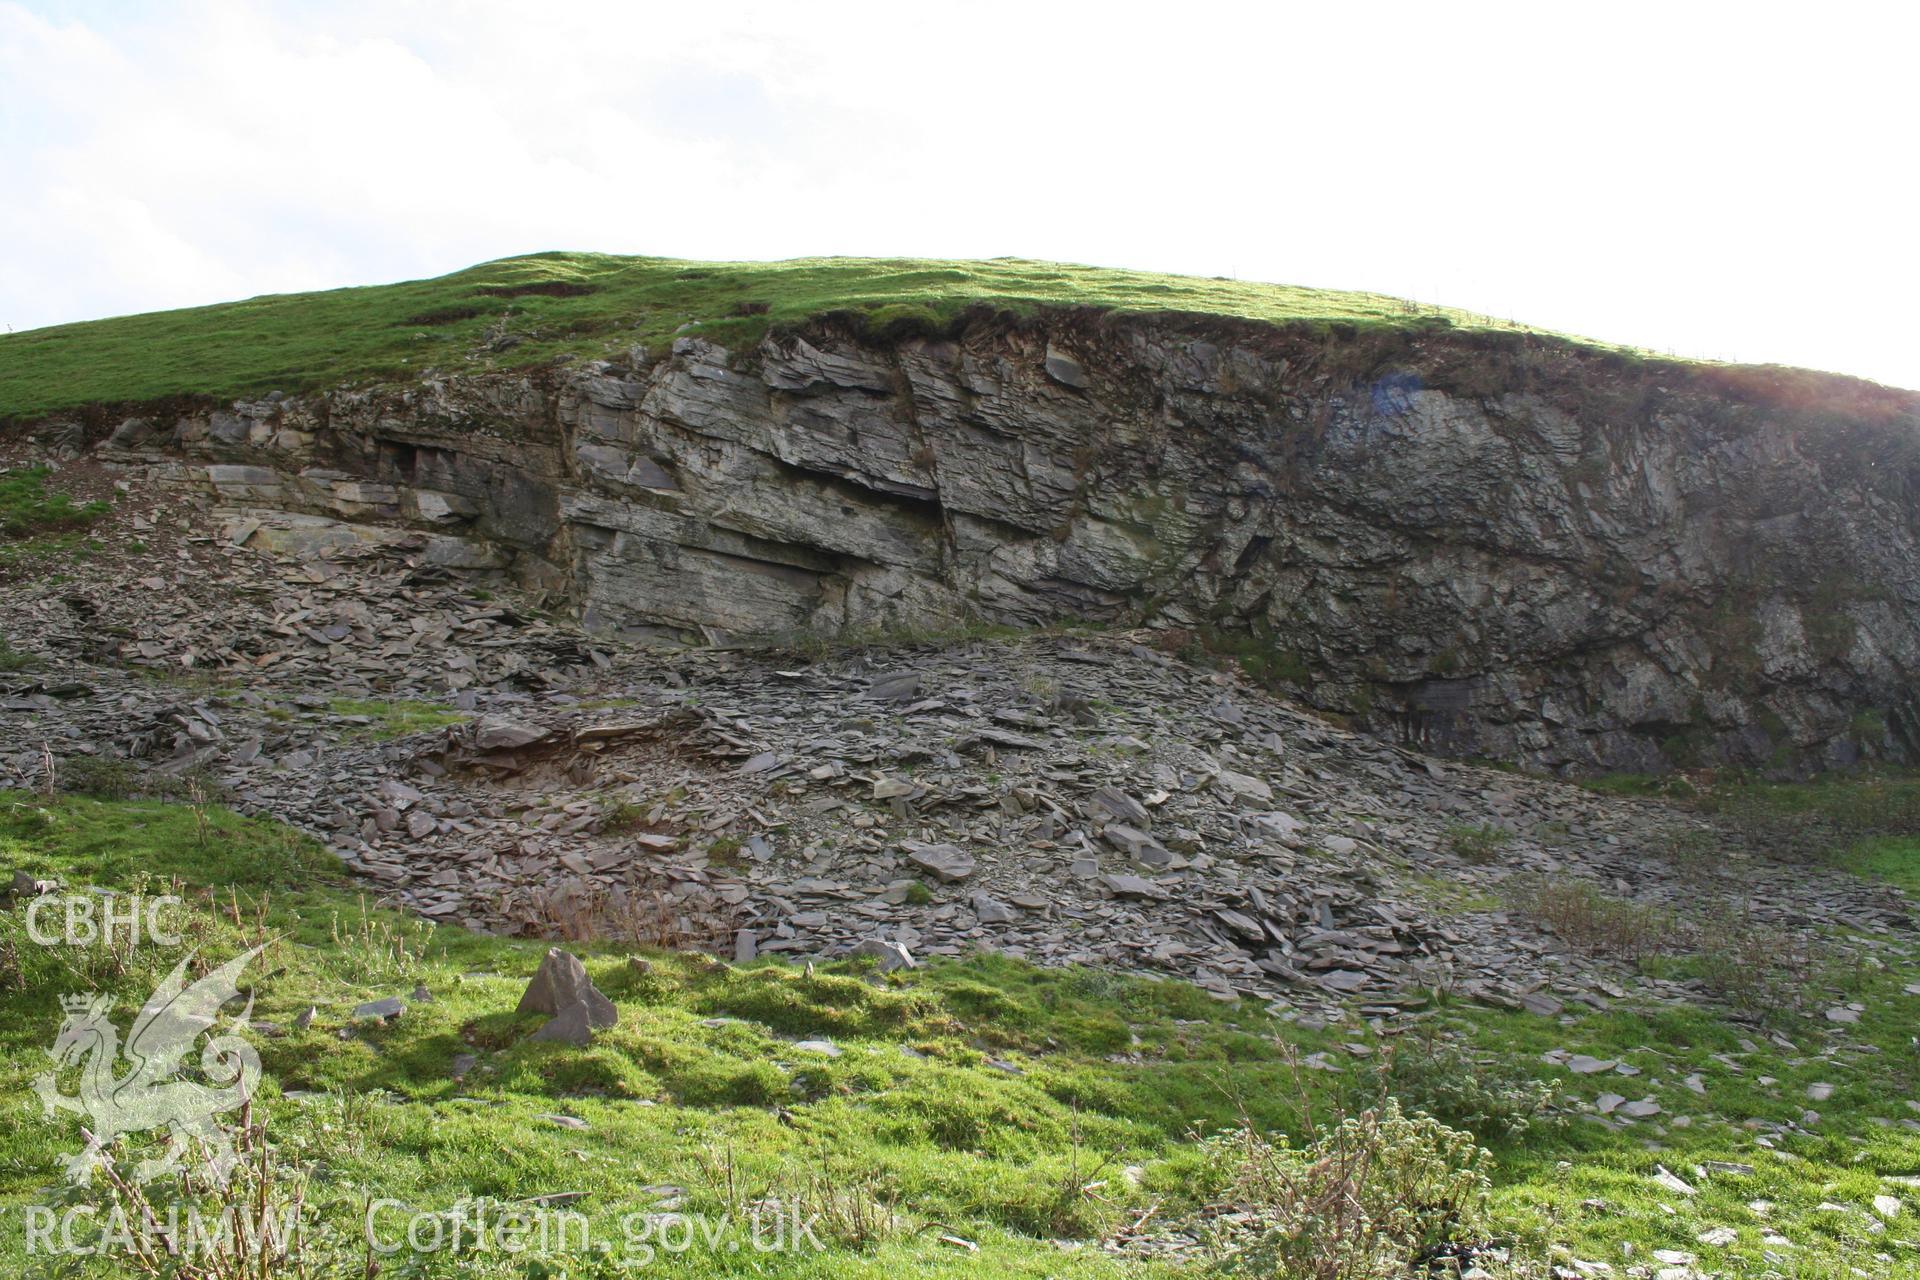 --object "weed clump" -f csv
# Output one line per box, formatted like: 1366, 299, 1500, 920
1195, 1097, 1492, 1280
1445, 823, 1513, 864
1501, 875, 1675, 961
1370, 1024, 1561, 1141
0, 634, 39, 672
1691, 900, 1836, 1021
